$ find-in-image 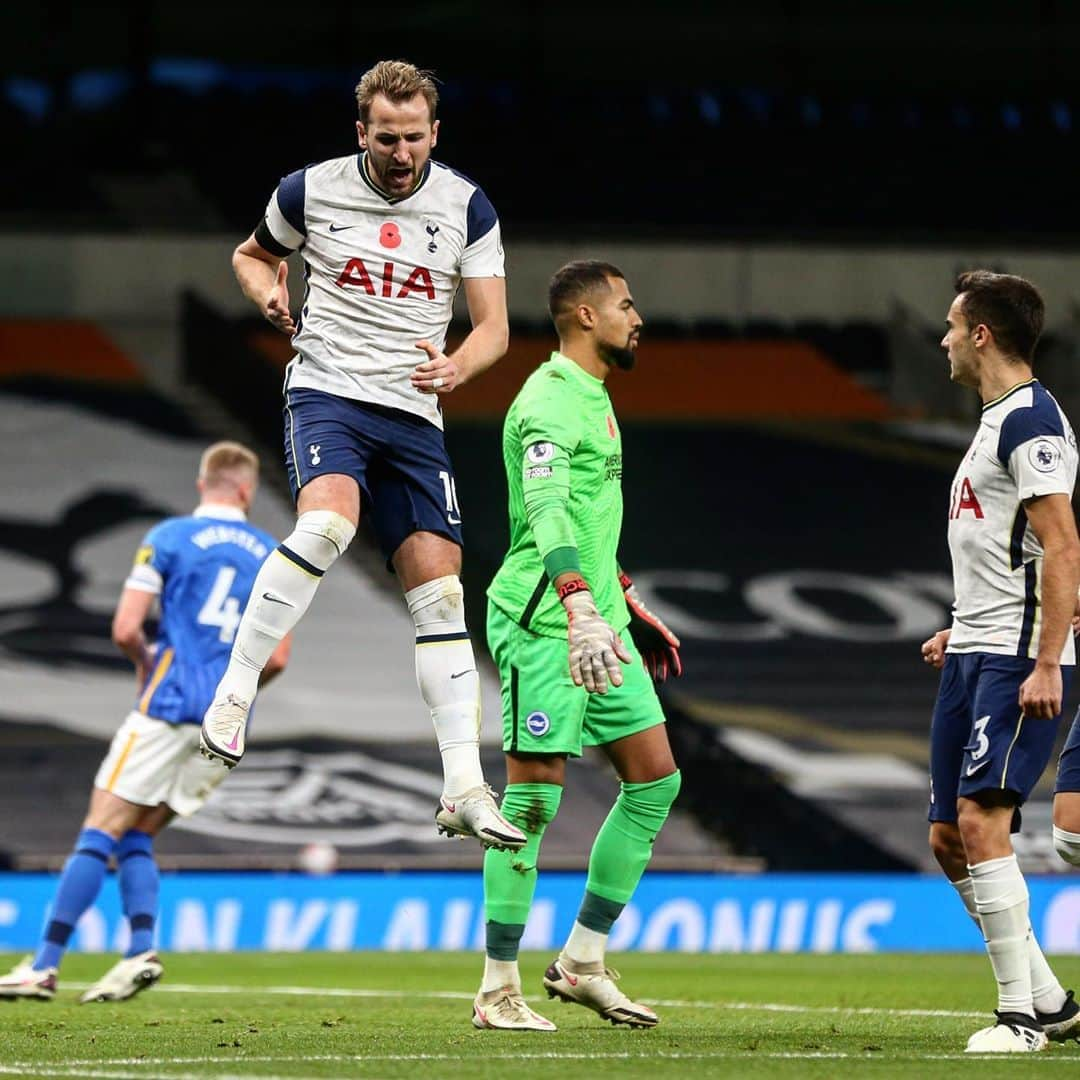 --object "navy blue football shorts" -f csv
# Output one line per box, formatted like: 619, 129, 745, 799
1055, 711, 1080, 794
928, 651, 1073, 826
283, 387, 464, 565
